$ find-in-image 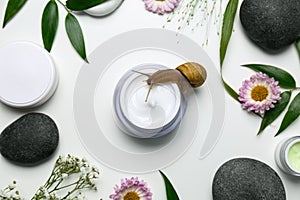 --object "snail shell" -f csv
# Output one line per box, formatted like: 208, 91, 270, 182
176, 62, 207, 88
132, 62, 207, 102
